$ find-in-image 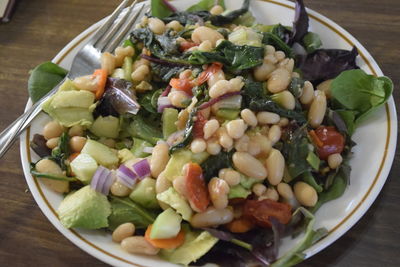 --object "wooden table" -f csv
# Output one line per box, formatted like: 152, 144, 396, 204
0, 0, 399, 266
